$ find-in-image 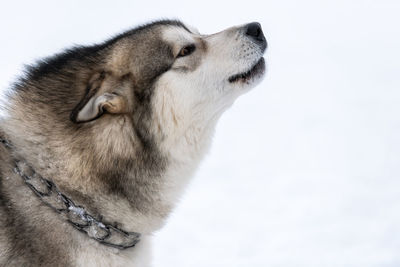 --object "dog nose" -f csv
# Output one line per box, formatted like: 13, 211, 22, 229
244, 22, 267, 50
